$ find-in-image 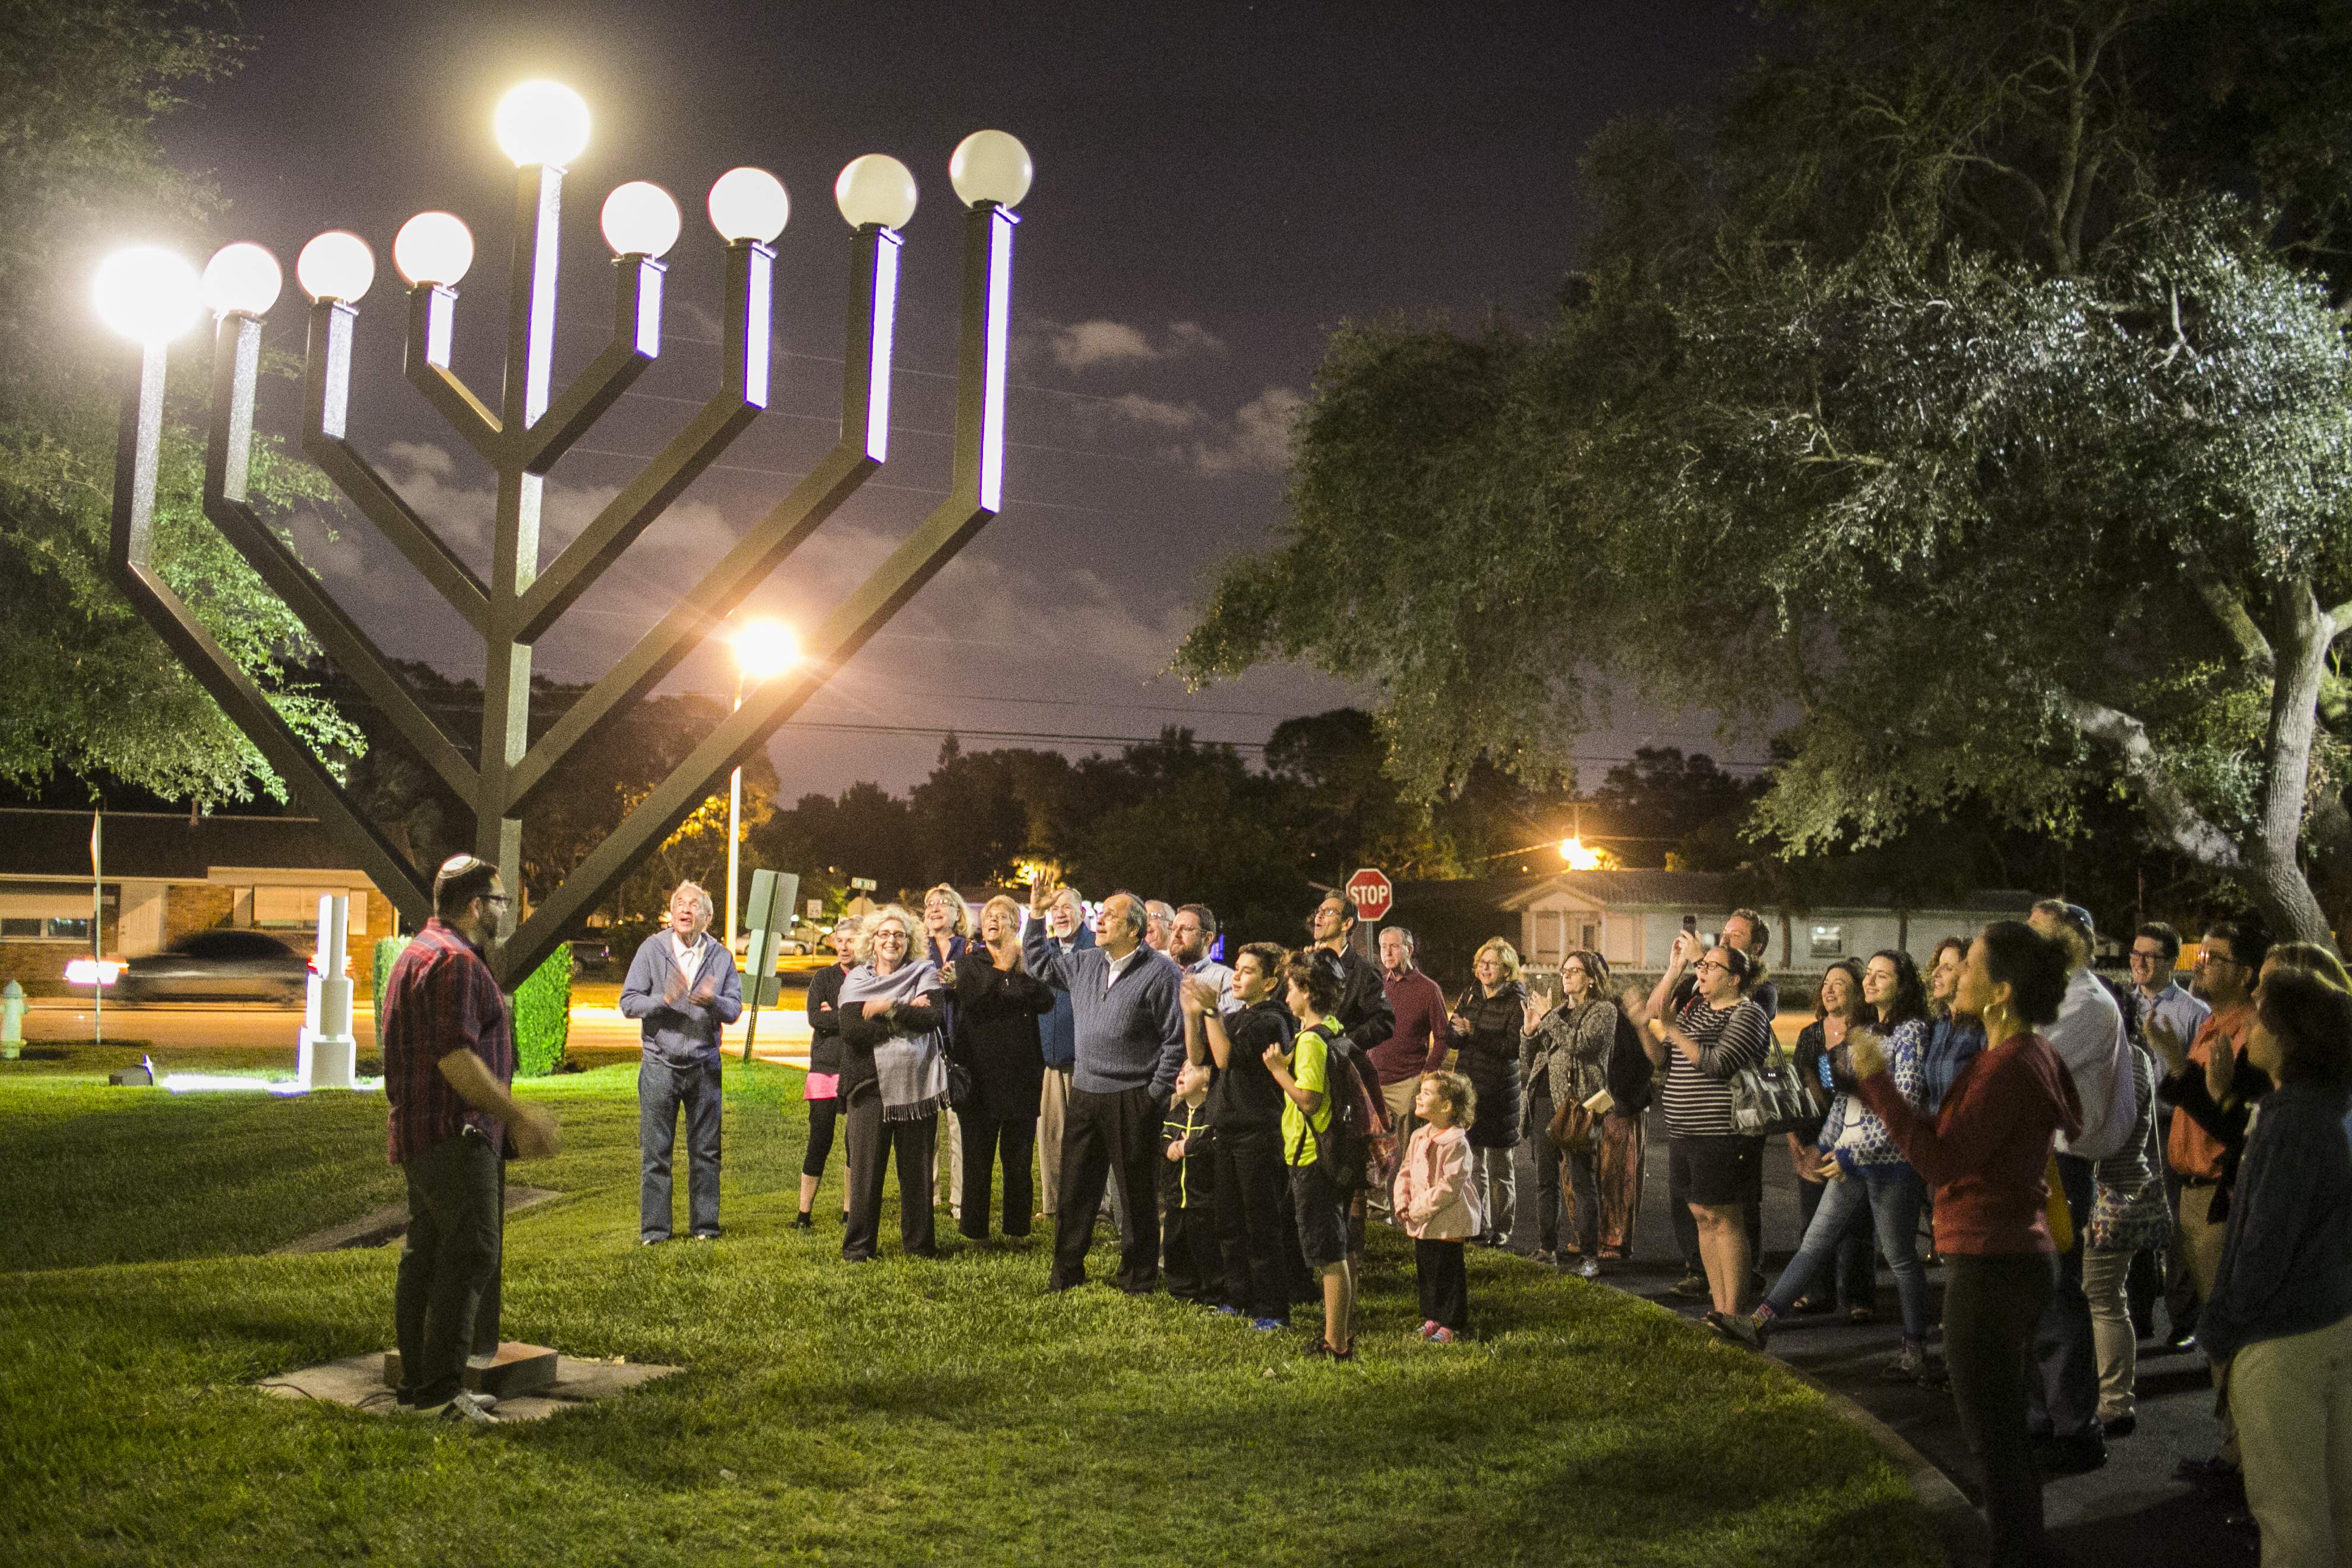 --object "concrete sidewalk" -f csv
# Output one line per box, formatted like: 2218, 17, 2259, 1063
1504, 1124, 2258, 1568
